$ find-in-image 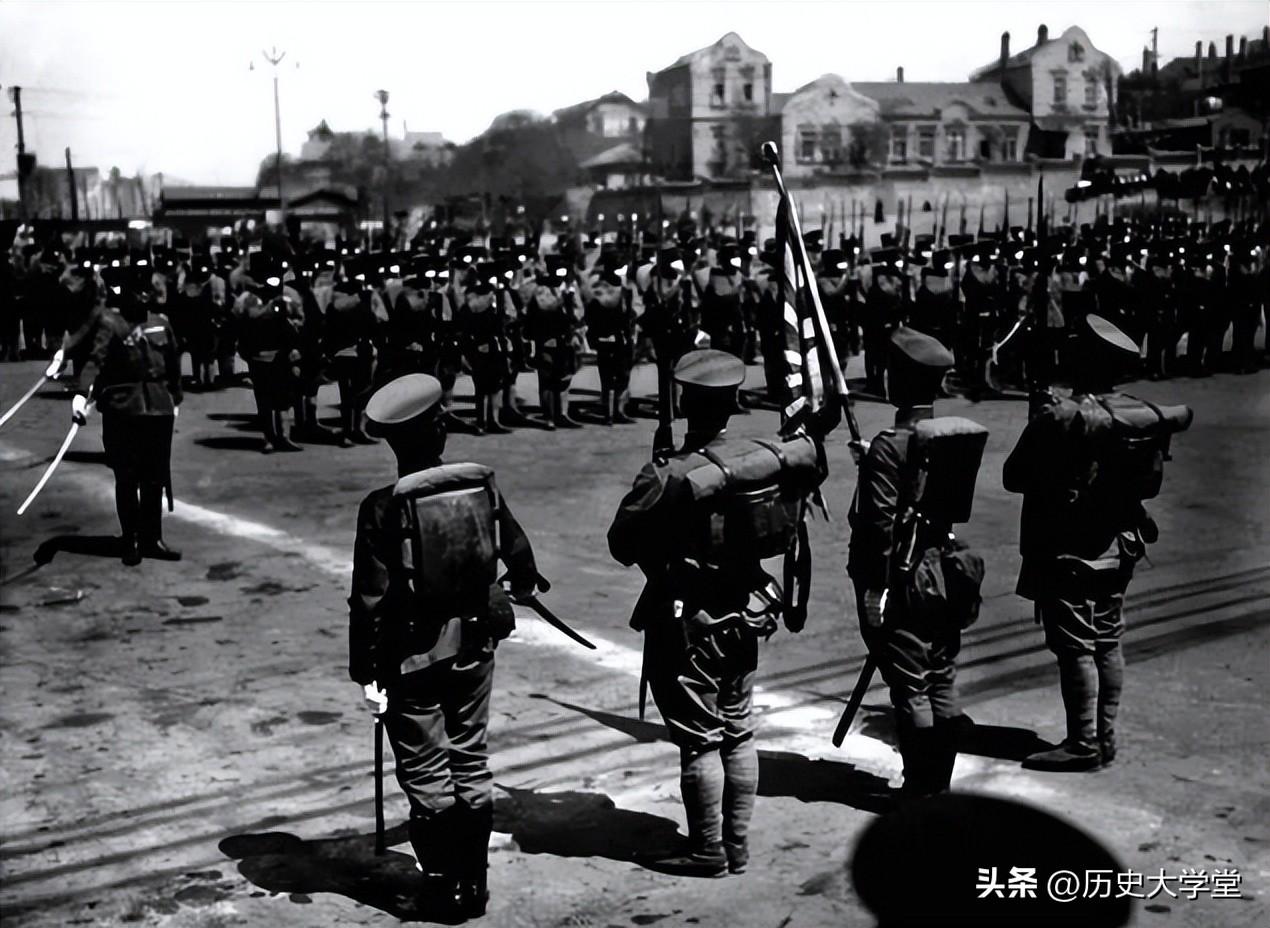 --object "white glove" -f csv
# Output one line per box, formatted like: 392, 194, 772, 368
45, 350, 65, 379
848, 438, 870, 466
362, 681, 387, 716
173, 405, 180, 419
71, 394, 91, 426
